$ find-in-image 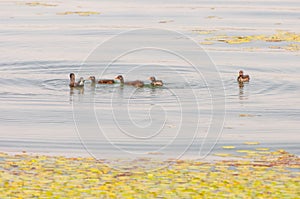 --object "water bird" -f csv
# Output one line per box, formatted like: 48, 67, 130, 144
237, 70, 250, 83
88, 76, 115, 84
69, 73, 85, 87
115, 75, 144, 87
149, 76, 163, 86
